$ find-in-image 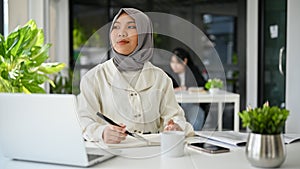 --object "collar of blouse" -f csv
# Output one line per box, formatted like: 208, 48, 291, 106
99, 59, 156, 91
